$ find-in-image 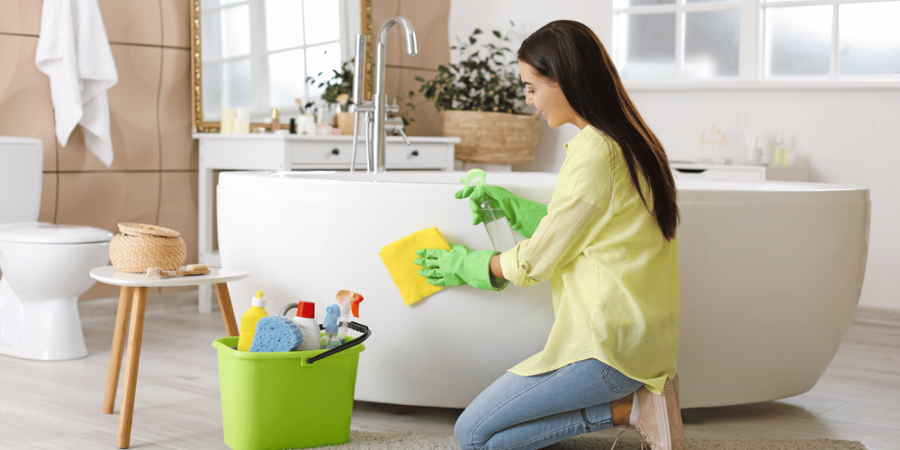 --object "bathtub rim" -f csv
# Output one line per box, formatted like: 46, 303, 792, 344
219, 171, 869, 205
